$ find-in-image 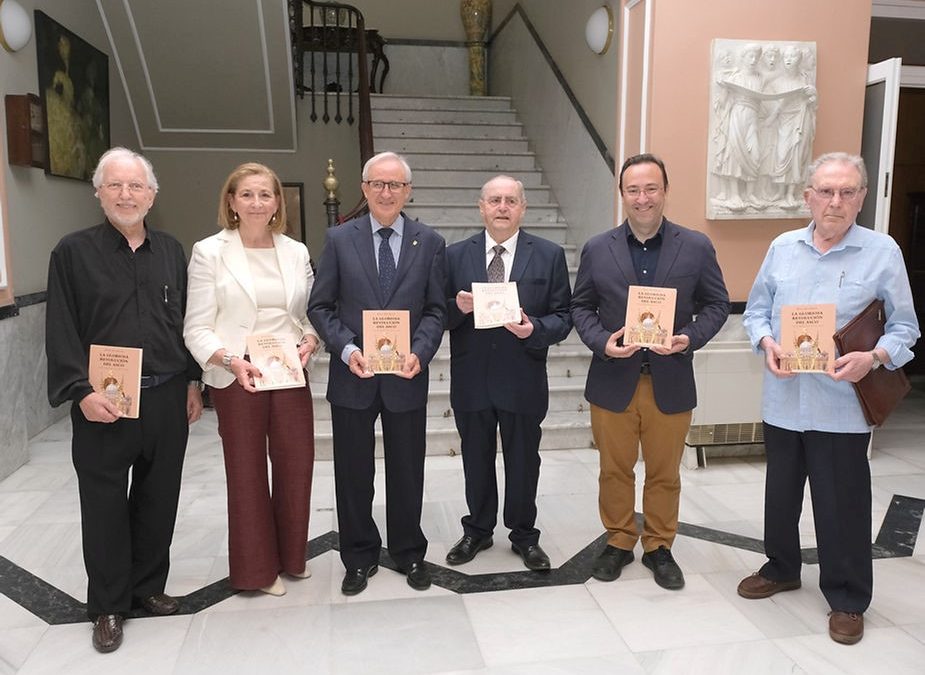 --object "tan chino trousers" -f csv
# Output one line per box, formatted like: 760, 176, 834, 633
590, 375, 692, 552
